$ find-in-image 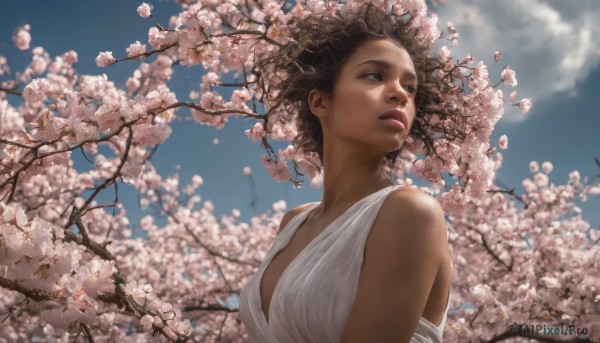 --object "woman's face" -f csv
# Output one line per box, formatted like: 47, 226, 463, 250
312, 38, 418, 158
